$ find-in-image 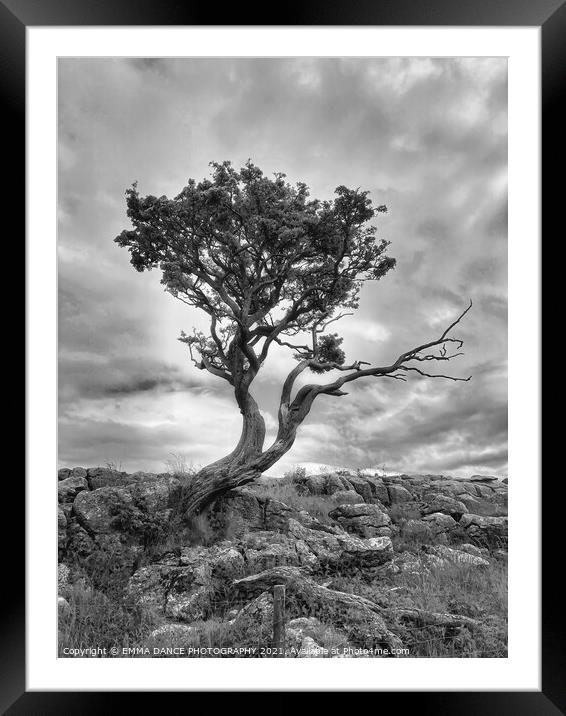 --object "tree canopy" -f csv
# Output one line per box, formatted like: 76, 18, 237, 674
115, 160, 395, 387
